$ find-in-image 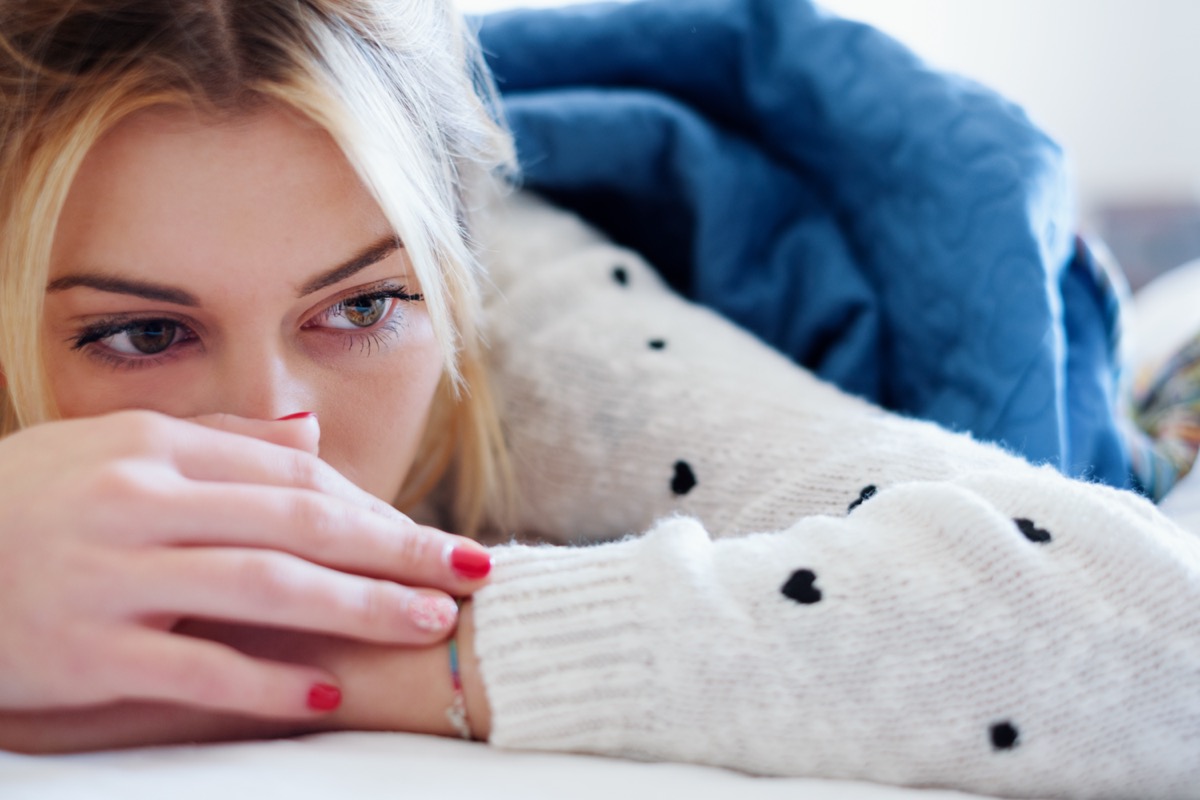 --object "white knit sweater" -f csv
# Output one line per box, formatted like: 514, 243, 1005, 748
466, 192, 1200, 800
